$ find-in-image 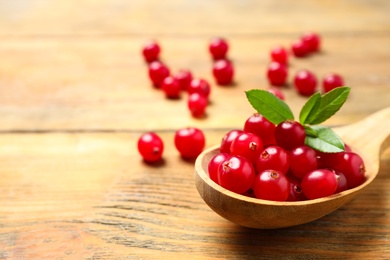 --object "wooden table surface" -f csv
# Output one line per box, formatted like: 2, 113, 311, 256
0, 0, 390, 259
